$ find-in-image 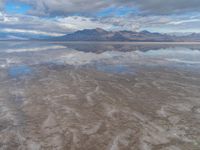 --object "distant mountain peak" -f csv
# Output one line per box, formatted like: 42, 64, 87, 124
49, 28, 200, 42
95, 28, 107, 33
140, 30, 152, 34
73, 28, 107, 35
